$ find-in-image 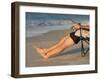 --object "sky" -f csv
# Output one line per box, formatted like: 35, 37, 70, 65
25, 12, 89, 38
